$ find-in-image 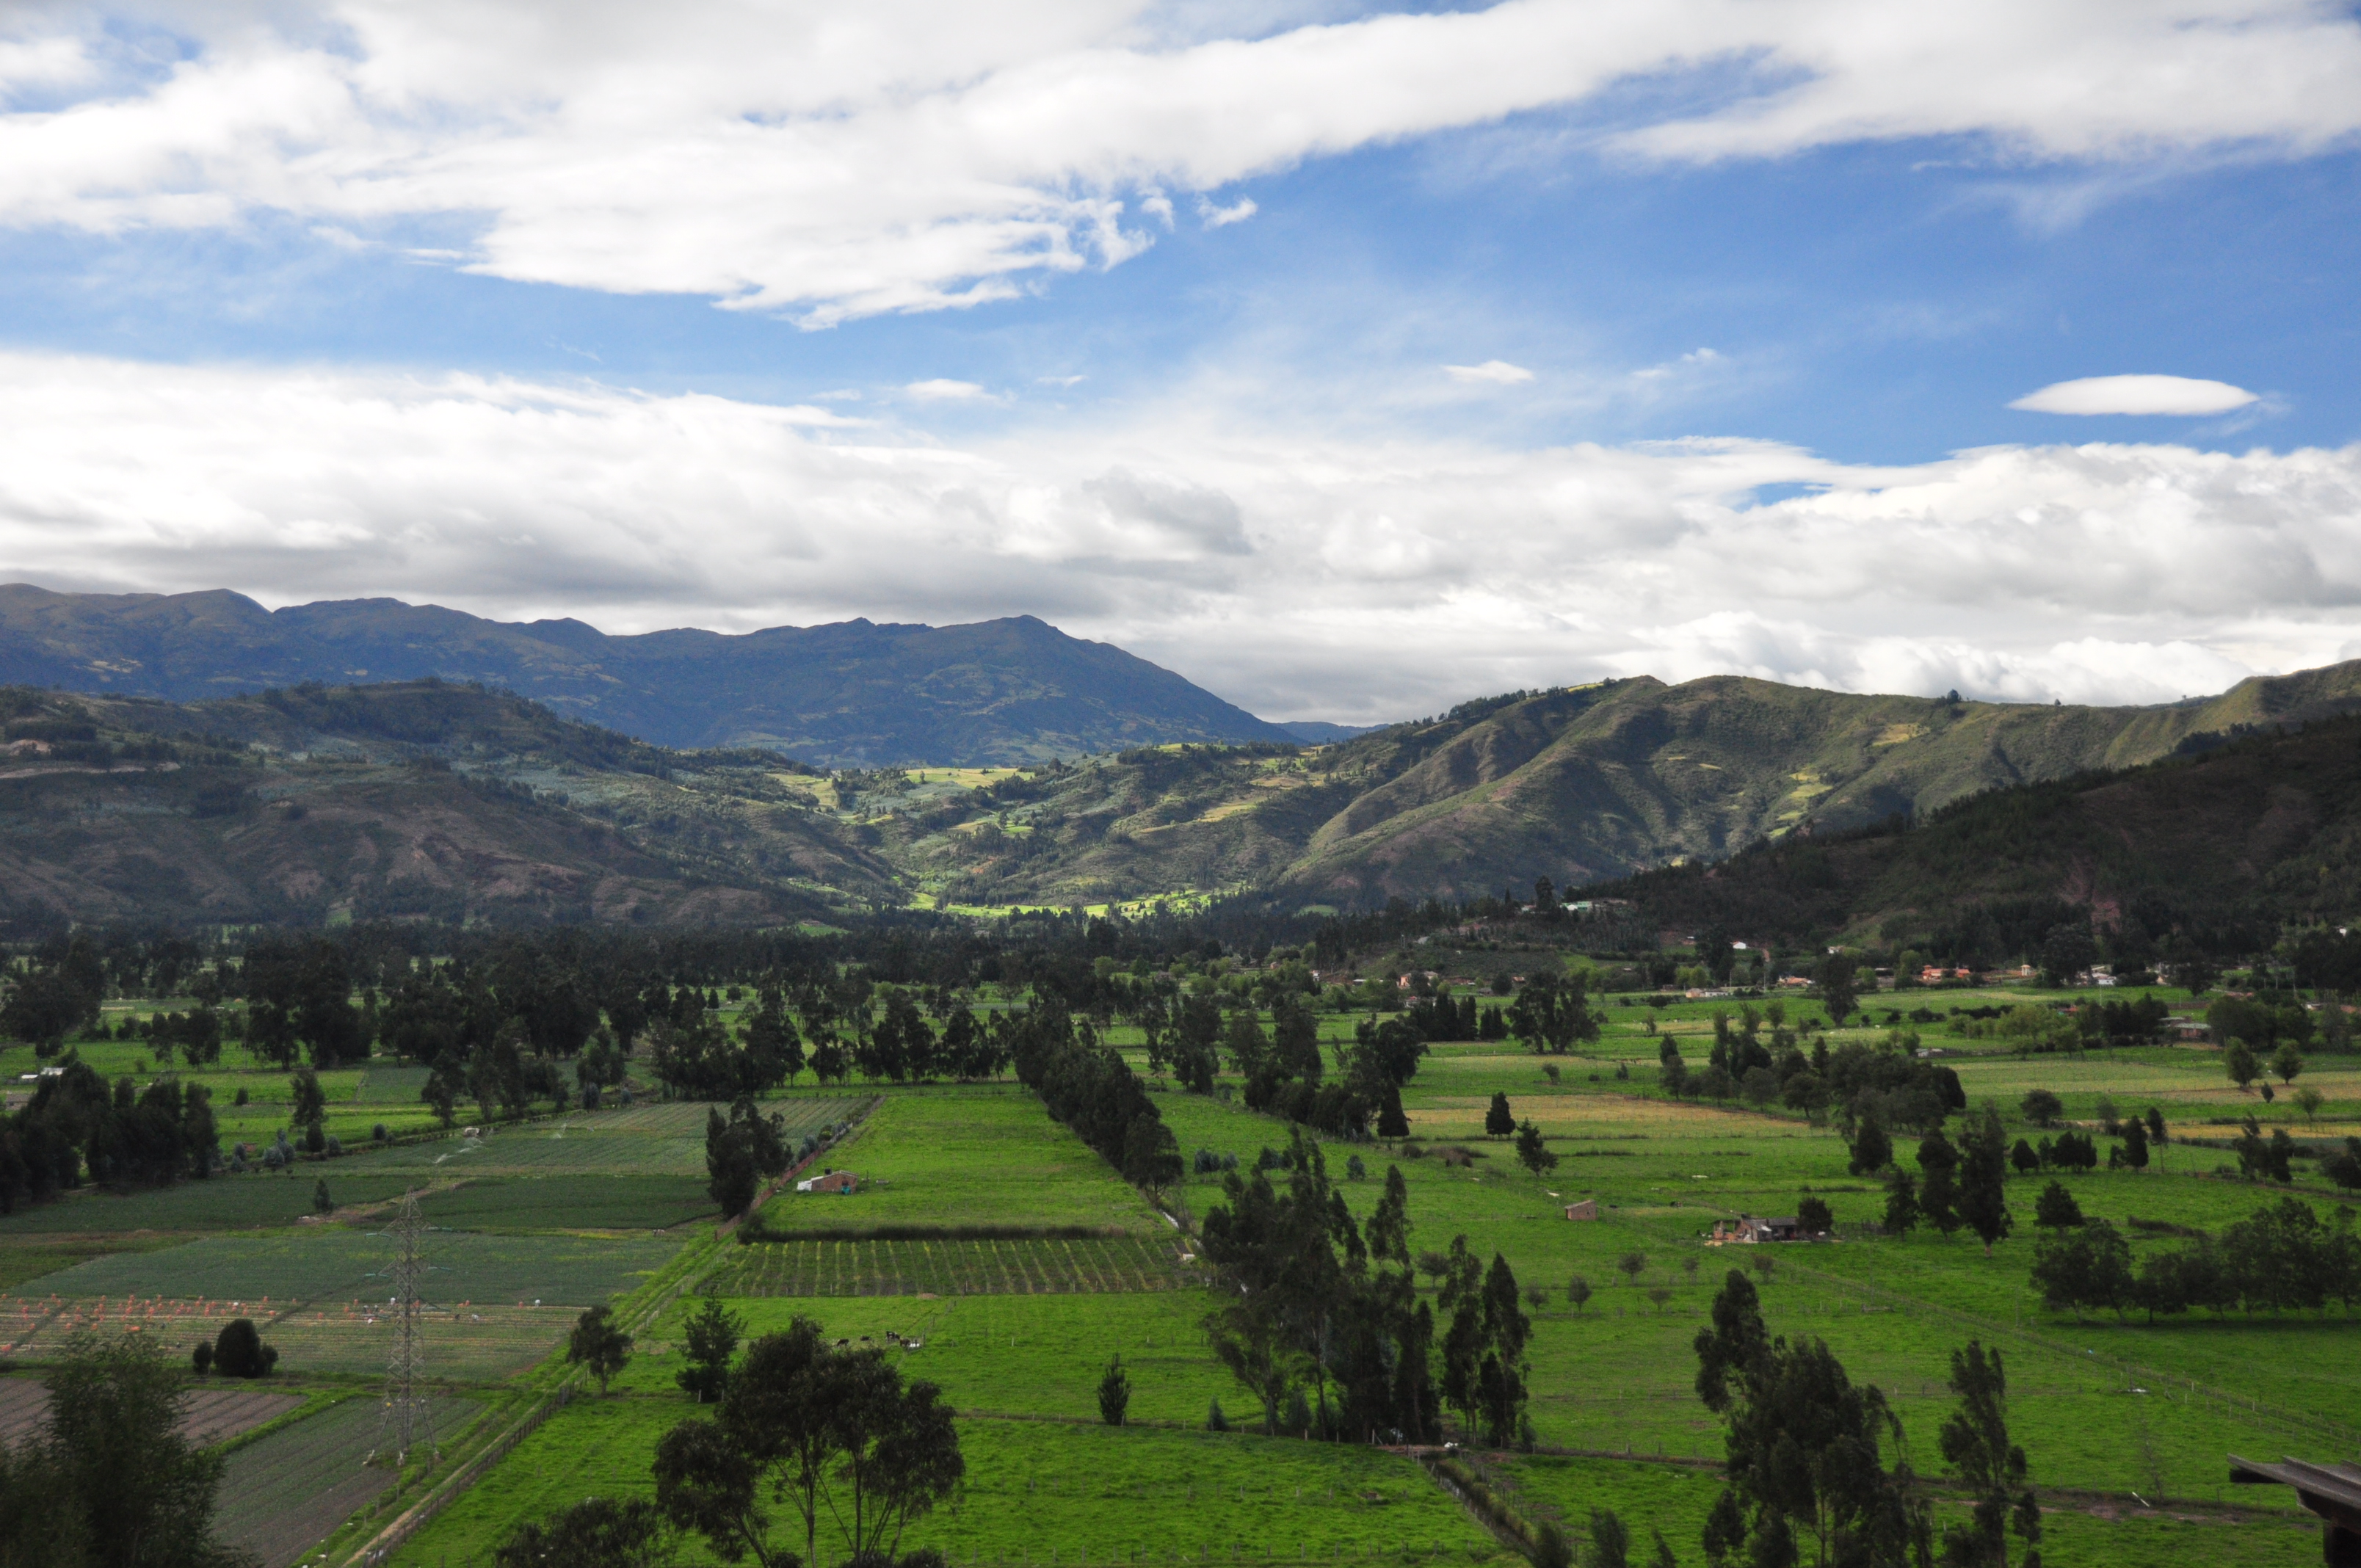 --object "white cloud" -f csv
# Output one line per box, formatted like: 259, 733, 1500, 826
1, 1, 2355, 322
2, 349, 2359, 720
2010, 374, 2260, 416
1197, 195, 1258, 228
1444, 360, 1536, 385
904, 378, 990, 402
